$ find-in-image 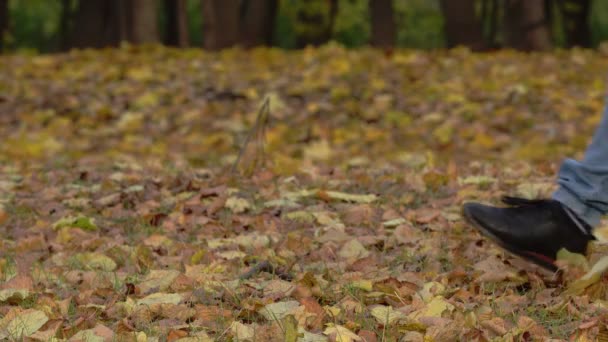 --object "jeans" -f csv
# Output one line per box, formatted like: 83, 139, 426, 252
554, 101, 608, 228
